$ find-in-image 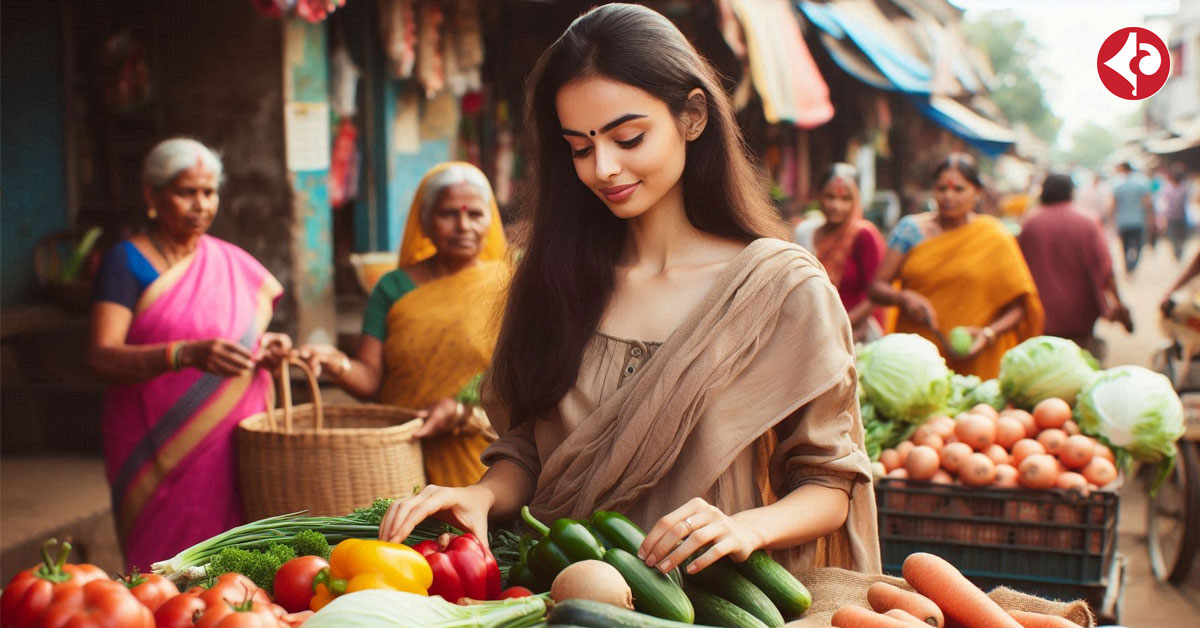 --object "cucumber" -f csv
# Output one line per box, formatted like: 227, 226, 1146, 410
603, 548, 695, 623
684, 560, 784, 628
682, 581, 769, 628
732, 551, 812, 618
548, 599, 701, 628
